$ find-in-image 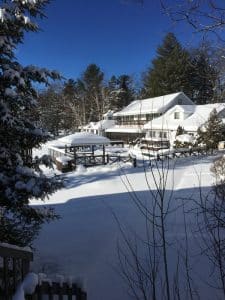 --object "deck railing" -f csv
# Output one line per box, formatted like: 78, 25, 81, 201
0, 243, 87, 299
31, 280, 87, 300
0, 243, 33, 299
